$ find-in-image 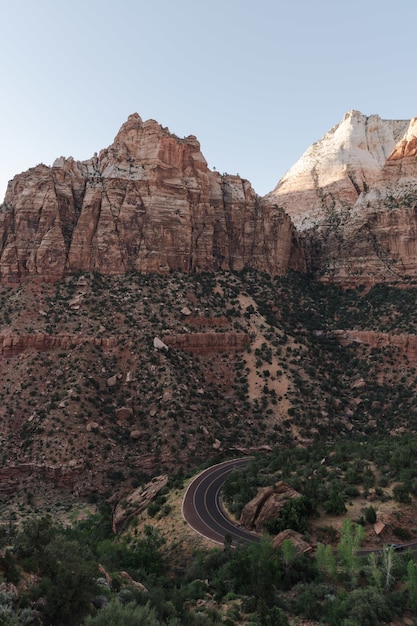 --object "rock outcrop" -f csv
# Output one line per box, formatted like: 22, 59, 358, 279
267, 110, 409, 231
272, 529, 312, 554
268, 111, 417, 284
332, 329, 417, 361
0, 331, 116, 358
112, 474, 168, 533
164, 331, 250, 354
240, 481, 301, 532
0, 463, 84, 493
0, 114, 305, 282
